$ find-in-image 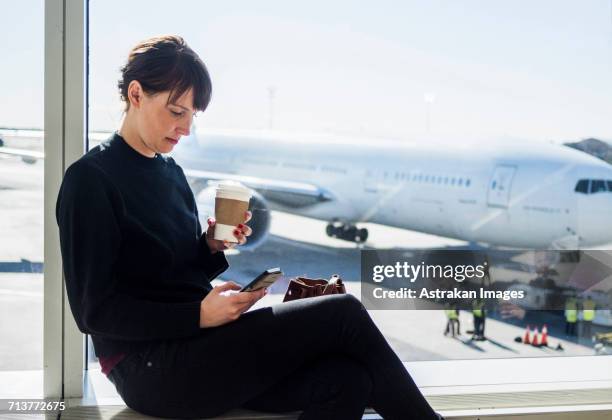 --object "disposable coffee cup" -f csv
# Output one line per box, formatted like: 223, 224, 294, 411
213, 181, 252, 243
